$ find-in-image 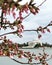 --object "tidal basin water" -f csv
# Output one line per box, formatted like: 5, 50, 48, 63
0, 48, 52, 65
